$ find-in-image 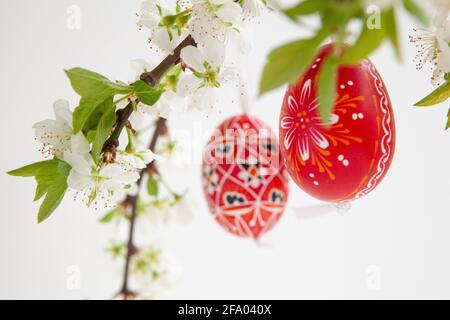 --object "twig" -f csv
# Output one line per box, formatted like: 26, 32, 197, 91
111, 35, 196, 299
119, 118, 167, 299
102, 35, 196, 161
